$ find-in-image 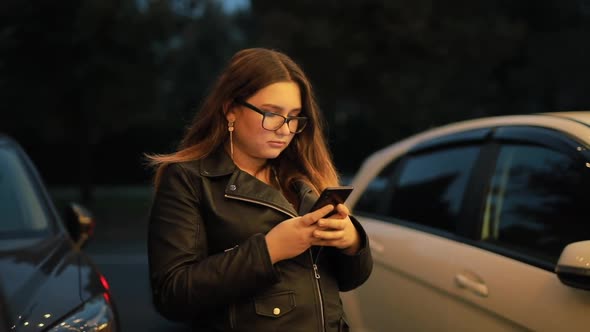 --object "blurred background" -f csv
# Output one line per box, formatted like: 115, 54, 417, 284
1, 0, 590, 330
